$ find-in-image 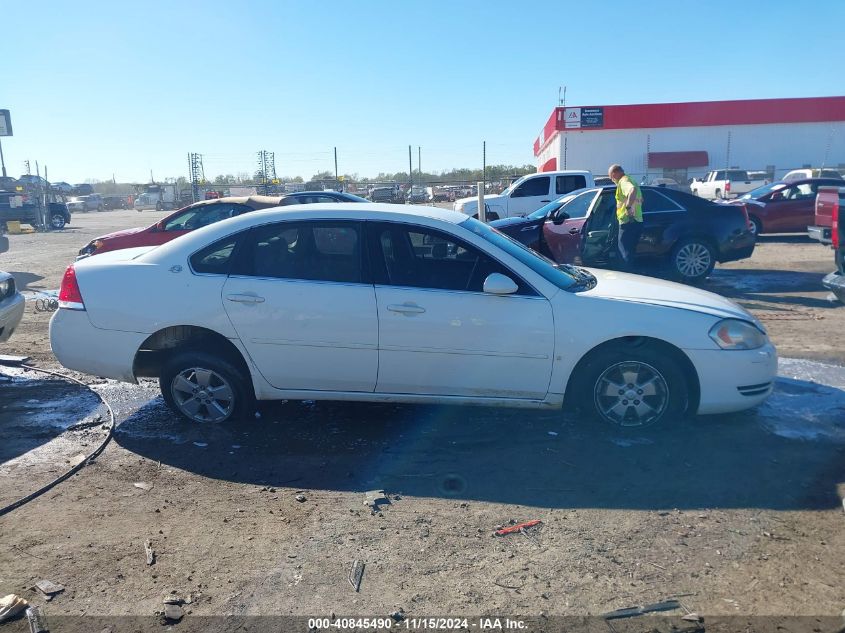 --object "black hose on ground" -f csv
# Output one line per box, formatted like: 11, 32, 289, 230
0, 365, 115, 518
